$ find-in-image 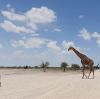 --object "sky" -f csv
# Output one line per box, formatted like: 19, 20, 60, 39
0, 0, 100, 66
